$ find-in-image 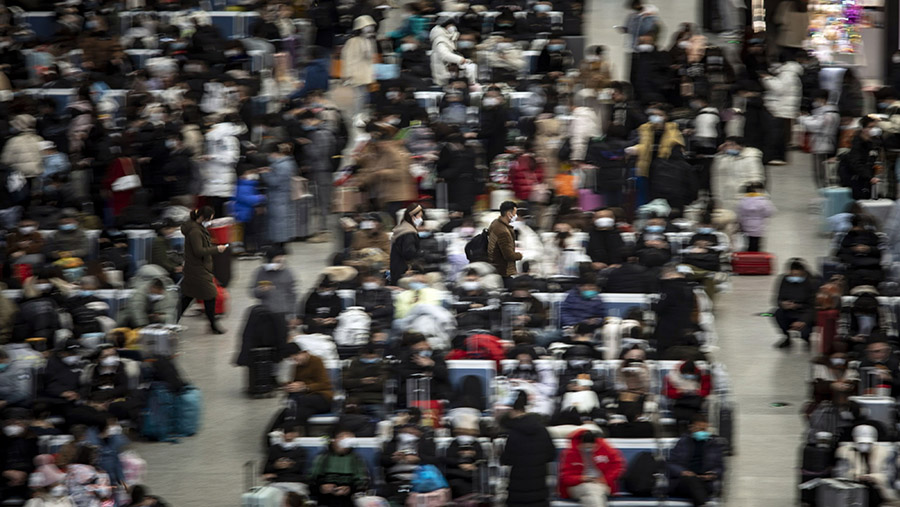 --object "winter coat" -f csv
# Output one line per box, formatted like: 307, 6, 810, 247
289, 354, 334, 401
558, 428, 626, 497
308, 449, 370, 492
351, 230, 391, 255
1, 130, 44, 179
355, 286, 394, 328
774, 274, 818, 325
762, 61, 804, 119
604, 262, 658, 294
119, 265, 178, 328
844, 133, 880, 200
235, 305, 288, 367
436, 141, 480, 214
587, 229, 625, 265
42, 354, 83, 400
343, 356, 388, 405
649, 156, 695, 211
634, 122, 684, 178
535, 117, 565, 180
262, 154, 297, 244
568, 107, 601, 162
389, 221, 419, 285
630, 48, 671, 105
293, 57, 331, 100
103, 157, 138, 215
50, 228, 89, 259
667, 434, 725, 493
664, 366, 712, 400
585, 137, 630, 192
180, 219, 219, 301
560, 288, 605, 328
738, 194, 776, 237
488, 218, 522, 277
396, 348, 451, 401
800, 104, 841, 155
0, 358, 33, 405
251, 266, 298, 317
233, 178, 266, 224
354, 141, 416, 206
201, 122, 240, 198
302, 289, 342, 335
509, 154, 543, 201
710, 147, 766, 210
692, 107, 721, 151
652, 278, 697, 353
834, 443, 897, 501
7, 230, 44, 256
430, 25, 466, 86
341, 35, 376, 86
264, 443, 307, 483
500, 413, 556, 507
